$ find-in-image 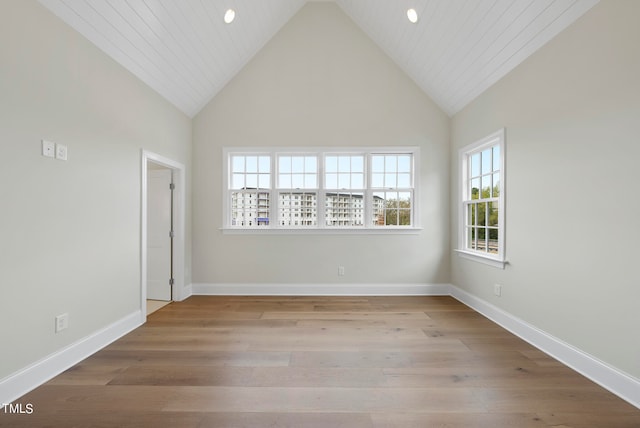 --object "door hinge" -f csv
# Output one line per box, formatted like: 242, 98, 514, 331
169, 230, 175, 238
169, 278, 175, 286
169, 182, 175, 190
